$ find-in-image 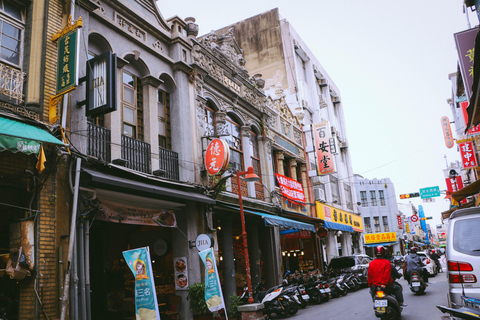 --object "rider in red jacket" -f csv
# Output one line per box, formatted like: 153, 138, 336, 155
368, 246, 406, 307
